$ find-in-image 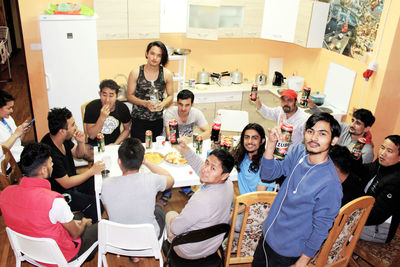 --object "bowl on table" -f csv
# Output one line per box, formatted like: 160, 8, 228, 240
310, 92, 326, 106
